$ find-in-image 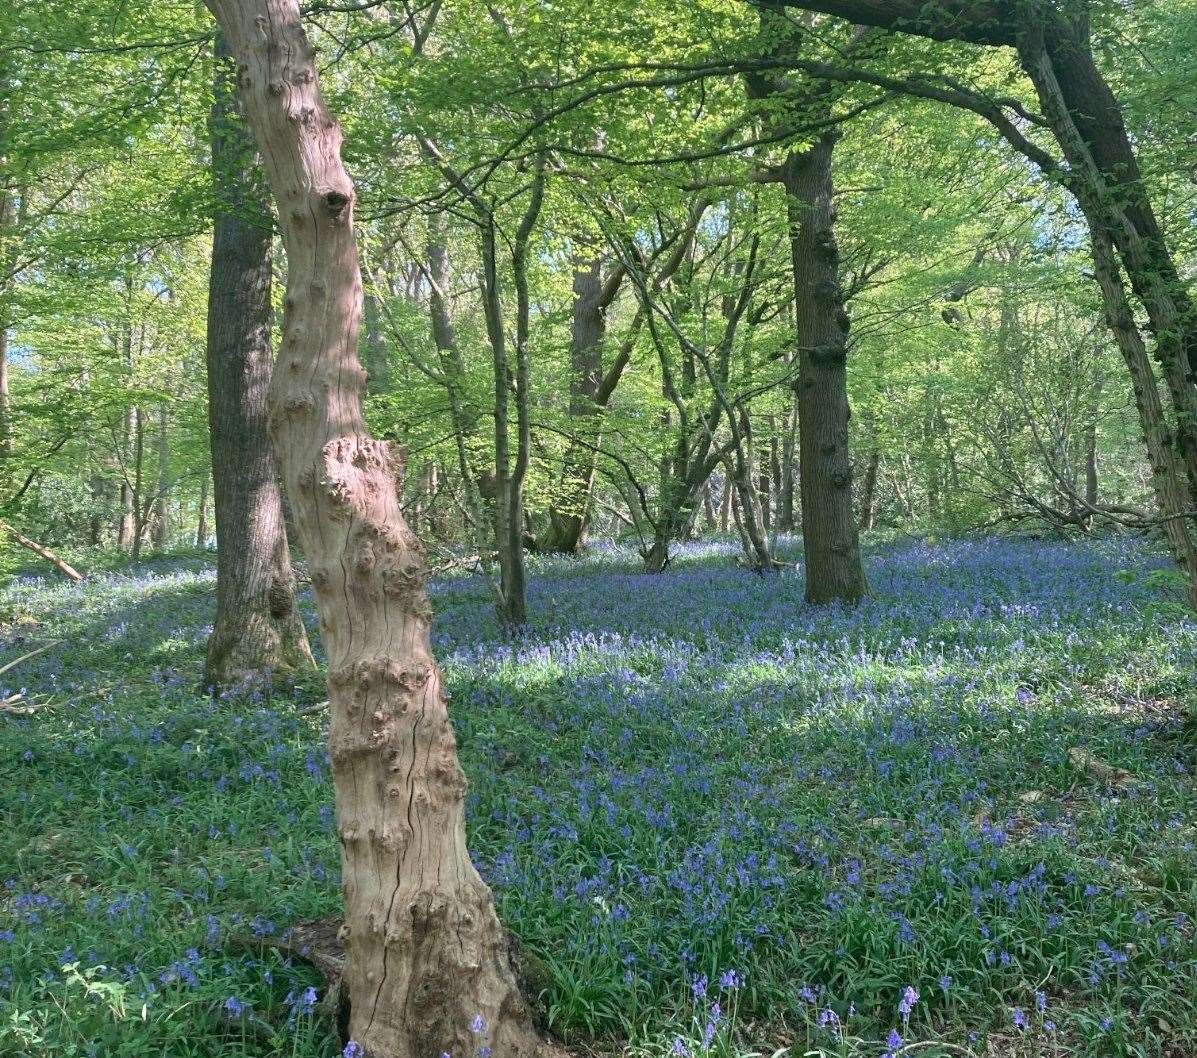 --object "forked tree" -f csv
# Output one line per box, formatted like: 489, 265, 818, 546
199, 1, 555, 1055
